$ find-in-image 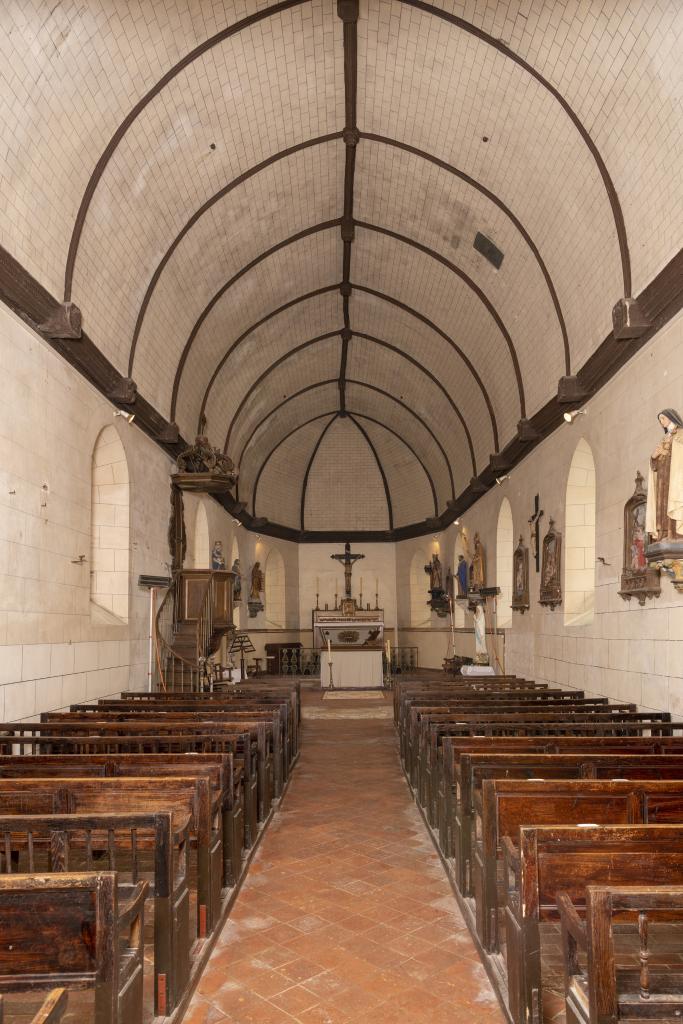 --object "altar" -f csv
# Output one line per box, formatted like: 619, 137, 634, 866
314, 542, 385, 689
314, 614, 384, 688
